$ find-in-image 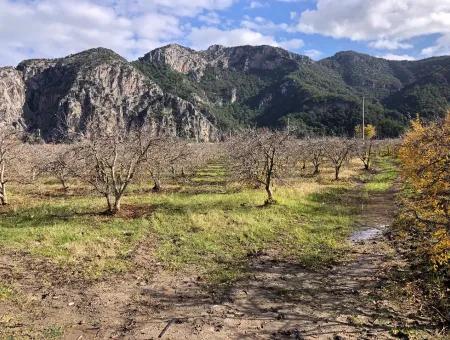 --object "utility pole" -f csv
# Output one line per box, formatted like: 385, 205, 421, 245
362, 96, 365, 140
